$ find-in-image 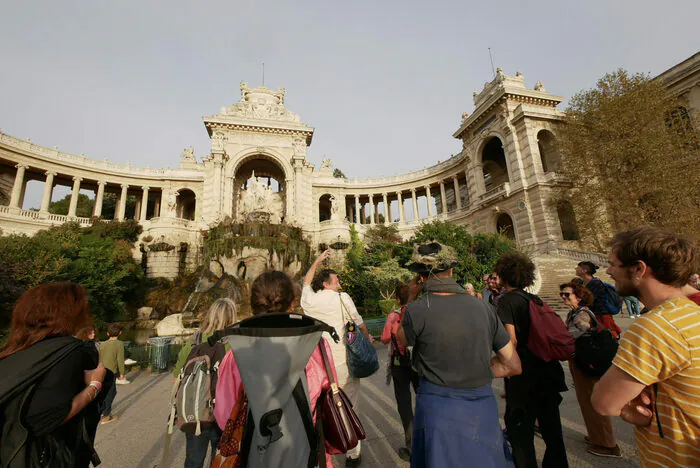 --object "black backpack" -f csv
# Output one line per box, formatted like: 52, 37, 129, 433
0, 337, 99, 468
573, 309, 619, 377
